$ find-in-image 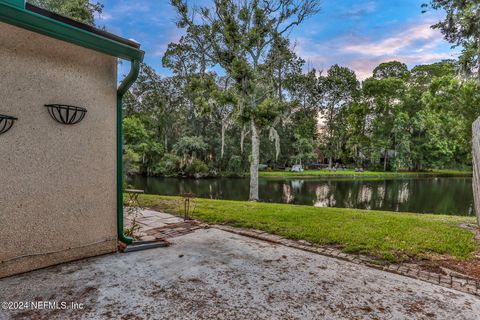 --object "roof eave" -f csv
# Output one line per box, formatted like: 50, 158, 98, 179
0, 1, 145, 61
